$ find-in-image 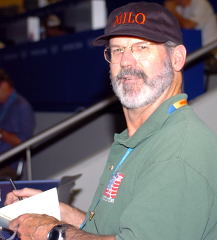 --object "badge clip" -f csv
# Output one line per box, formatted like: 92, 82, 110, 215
89, 211, 95, 221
